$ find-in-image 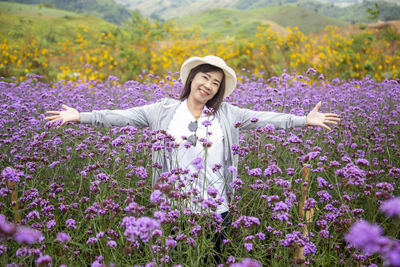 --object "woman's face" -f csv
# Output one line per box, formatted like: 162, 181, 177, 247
188, 70, 223, 105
